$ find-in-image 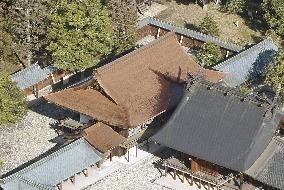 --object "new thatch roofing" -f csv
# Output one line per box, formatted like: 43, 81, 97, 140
45, 87, 128, 127
95, 32, 225, 127
83, 122, 126, 153
151, 78, 279, 172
